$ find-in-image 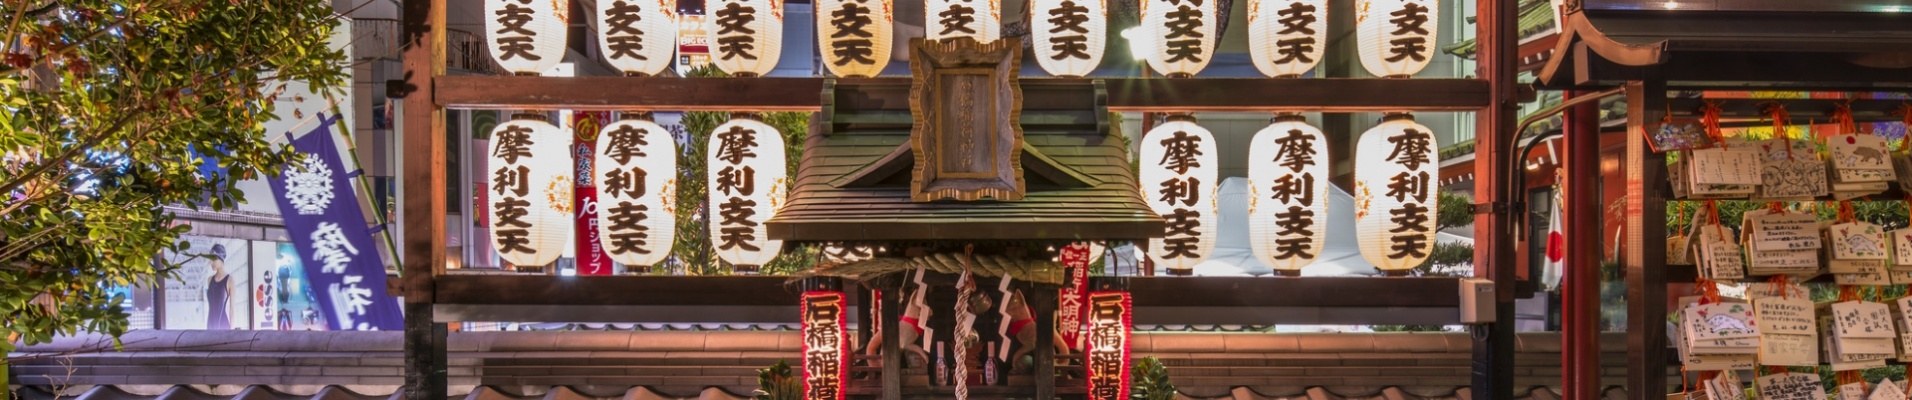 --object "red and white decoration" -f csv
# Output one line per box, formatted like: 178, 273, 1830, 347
707, 117, 787, 268
593, 116, 678, 268
1057, 243, 1093, 348
1140, 118, 1218, 274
